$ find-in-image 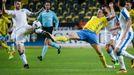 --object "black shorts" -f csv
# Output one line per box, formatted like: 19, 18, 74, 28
42, 26, 53, 34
